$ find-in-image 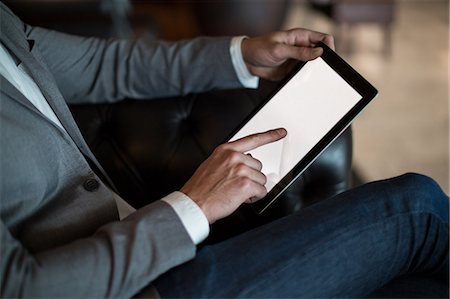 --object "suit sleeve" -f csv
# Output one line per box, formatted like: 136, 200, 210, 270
24, 25, 243, 104
0, 201, 196, 298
